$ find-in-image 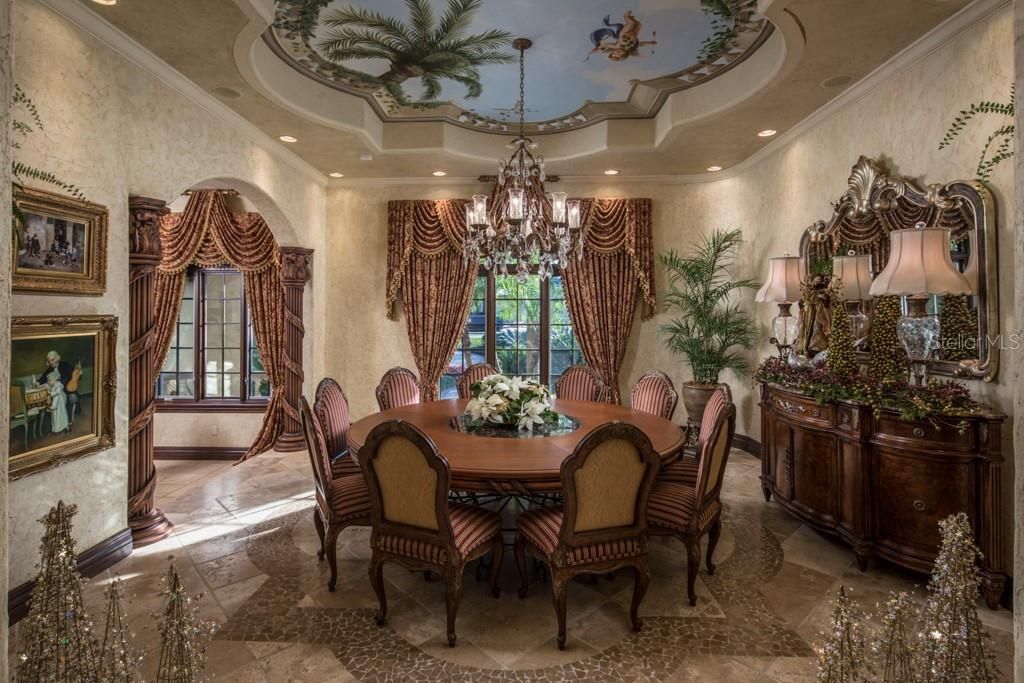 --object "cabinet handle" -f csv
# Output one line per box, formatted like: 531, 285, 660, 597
776, 399, 806, 414
912, 500, 927, 512
811, 408, 821, 417
913, 427, 925, 438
